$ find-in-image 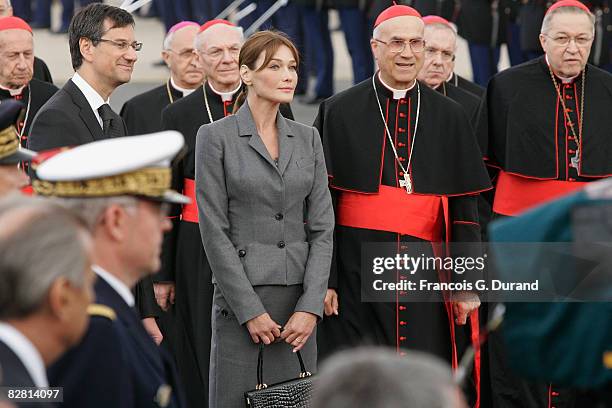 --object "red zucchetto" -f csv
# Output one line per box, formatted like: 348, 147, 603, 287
198, 19, 236, 34
0, 16, 32, 33
374, 5, 422, 28
546, 0, 590, 15
422, 15, 451, 26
